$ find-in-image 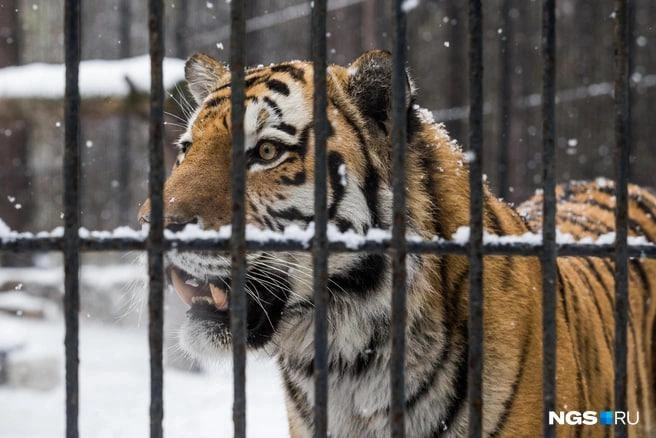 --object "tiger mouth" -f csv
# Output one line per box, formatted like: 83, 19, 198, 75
166, 265, 230, 312
167, 260, 292, 350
